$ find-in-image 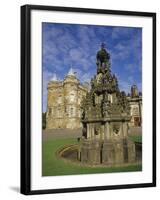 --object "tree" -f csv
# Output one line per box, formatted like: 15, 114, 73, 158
42, 112, 46, 129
